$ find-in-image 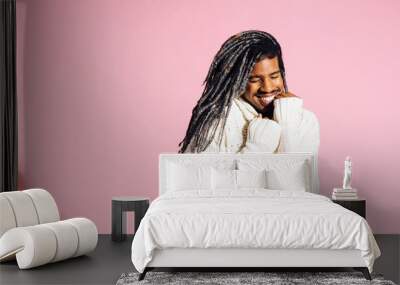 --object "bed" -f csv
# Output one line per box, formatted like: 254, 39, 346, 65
131, 153, 381, 281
